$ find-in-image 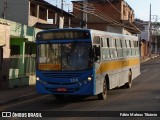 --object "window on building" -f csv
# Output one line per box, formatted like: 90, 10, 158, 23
11, 45, 20, 56
30, 3, 37, 17
39, 7, 47, 20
